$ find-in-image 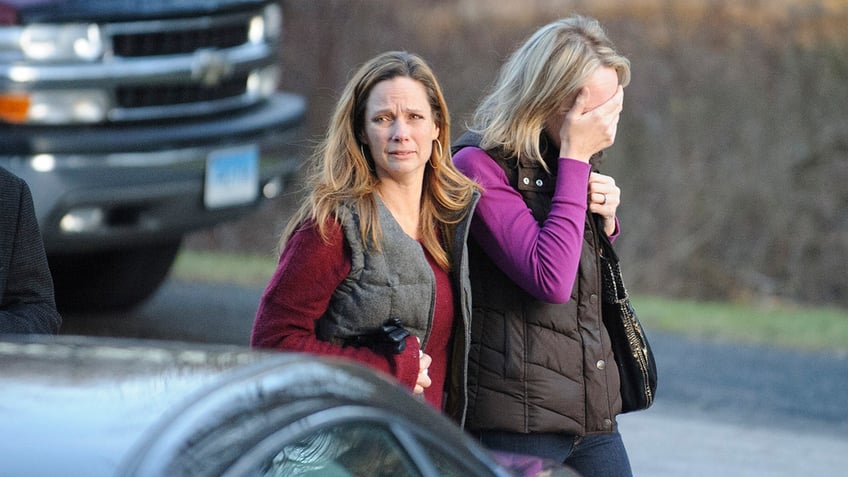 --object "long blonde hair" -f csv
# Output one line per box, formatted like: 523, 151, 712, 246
282, 51, 477, 270
470, 15, 631, 167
